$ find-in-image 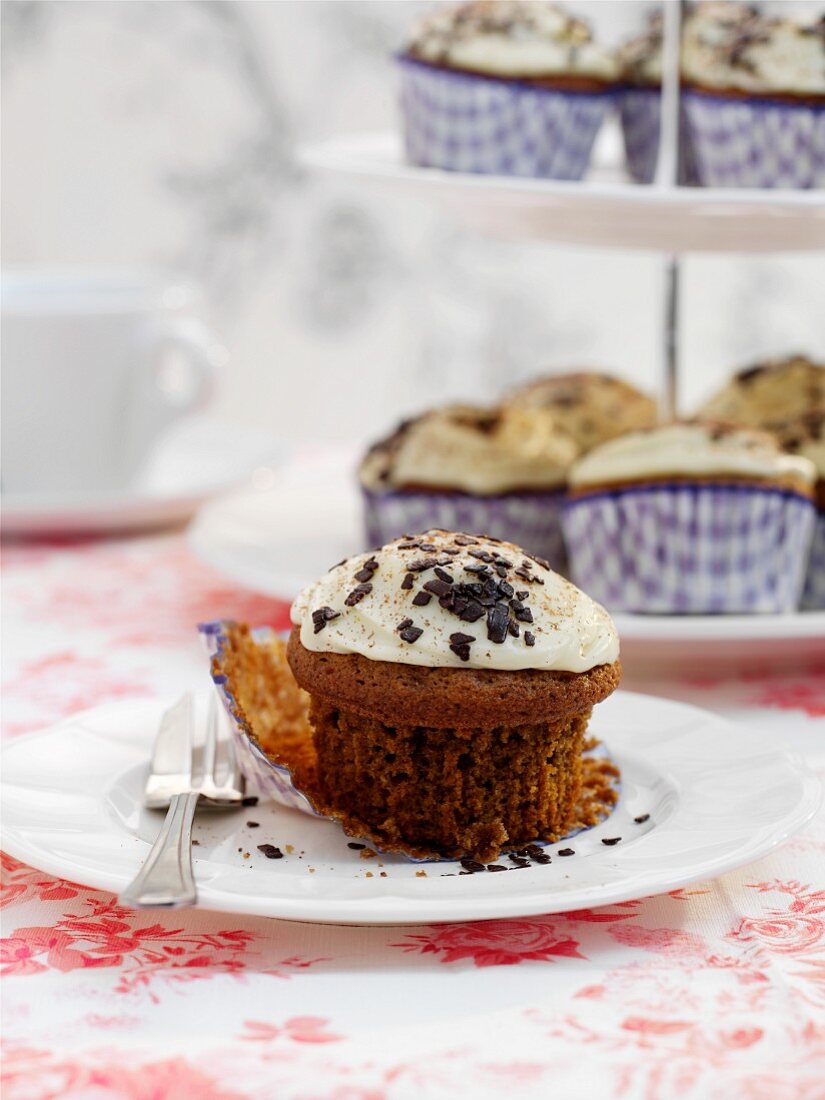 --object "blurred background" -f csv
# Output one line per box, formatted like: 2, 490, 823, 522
3, 0, 824, 456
